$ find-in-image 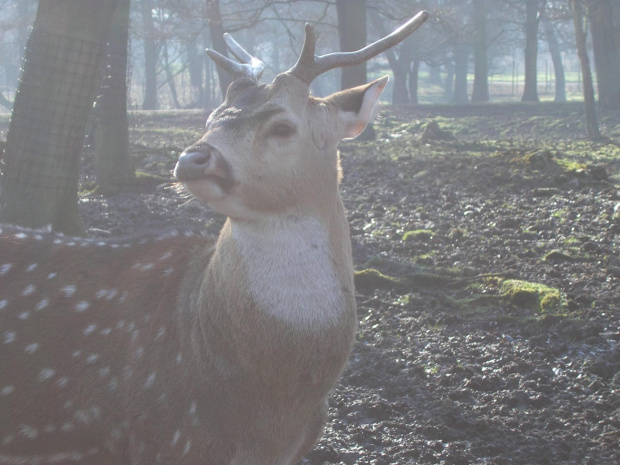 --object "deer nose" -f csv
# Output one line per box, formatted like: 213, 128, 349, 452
174, 146, 216, 181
